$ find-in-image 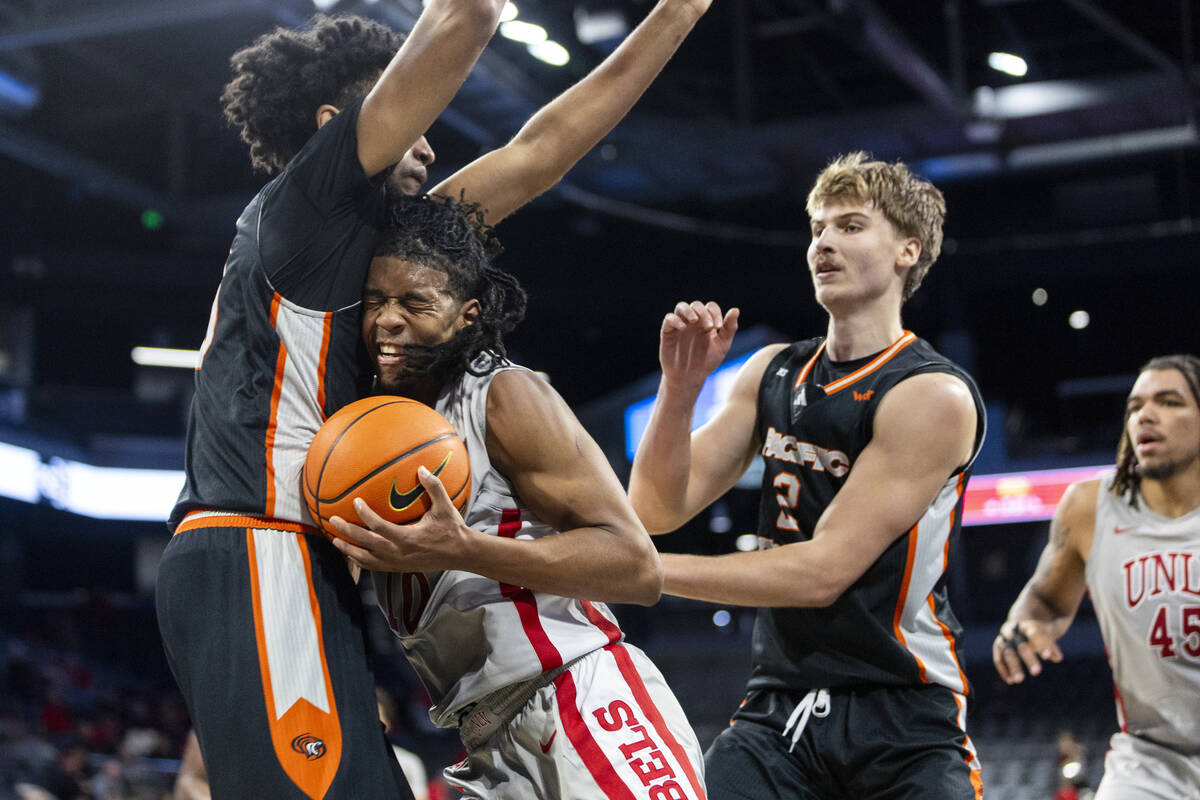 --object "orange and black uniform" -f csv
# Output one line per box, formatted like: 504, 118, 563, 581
156, 99, 412, 799
704, 332, 986, 800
